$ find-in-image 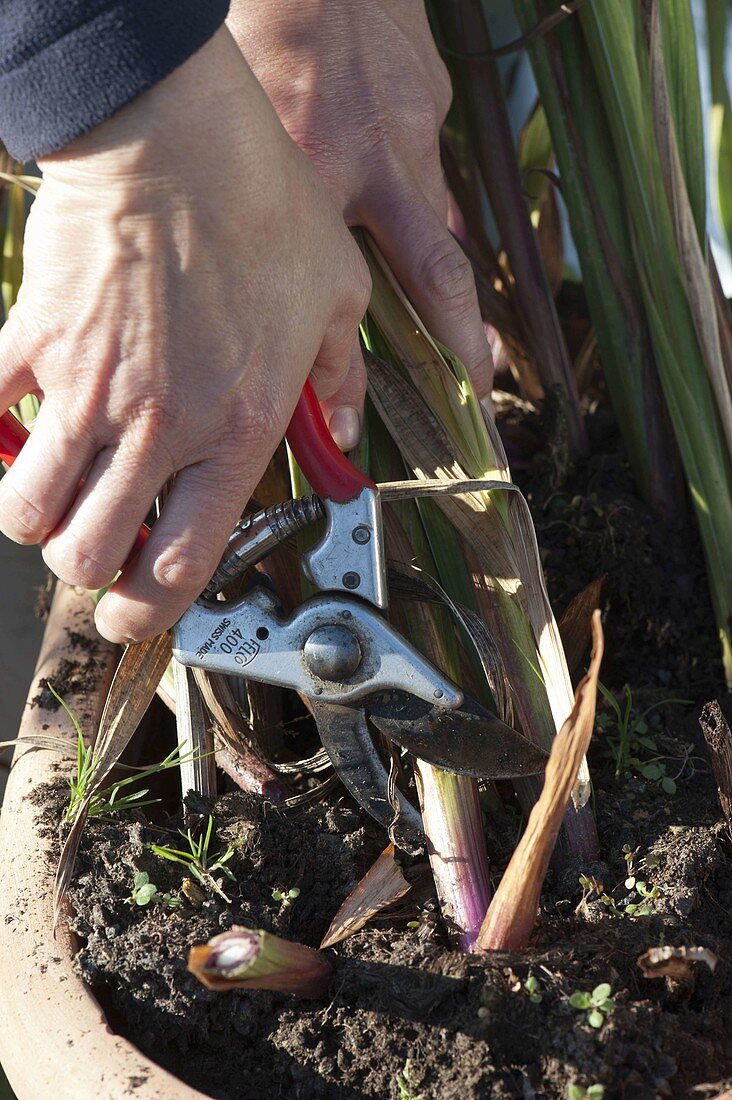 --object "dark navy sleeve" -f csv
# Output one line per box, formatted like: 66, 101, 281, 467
0, 0, 230, 162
